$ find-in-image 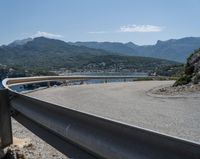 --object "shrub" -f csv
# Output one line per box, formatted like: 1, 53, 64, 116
184, 64, 194, 75
173, 75, 191, 86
